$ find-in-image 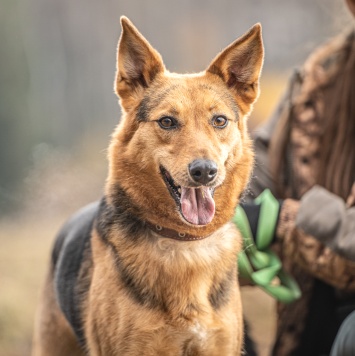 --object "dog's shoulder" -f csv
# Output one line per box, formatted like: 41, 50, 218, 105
52, 201, 99, 270
52, 201, 100, 346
